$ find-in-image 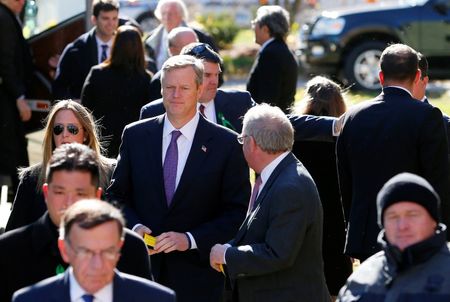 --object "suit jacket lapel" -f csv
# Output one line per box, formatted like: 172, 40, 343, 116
112, 271, 126, 302
170, 115, 212, 208
87, 28, 99, 67
146, 116, 168, 209
232, 153, 297, 244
